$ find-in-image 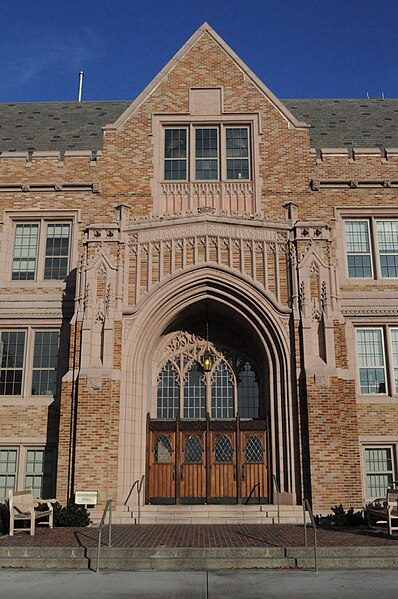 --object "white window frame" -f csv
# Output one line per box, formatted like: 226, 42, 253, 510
355, 326, 398, 397
0, 209, 80, 288
162, 124, 252, 183
363, 445, 395, 501
343, 217, 398, 281
11, 220, 71, 282
0, 445, 55, 501
0, 327, 59, 400
0, 448, 18, 500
